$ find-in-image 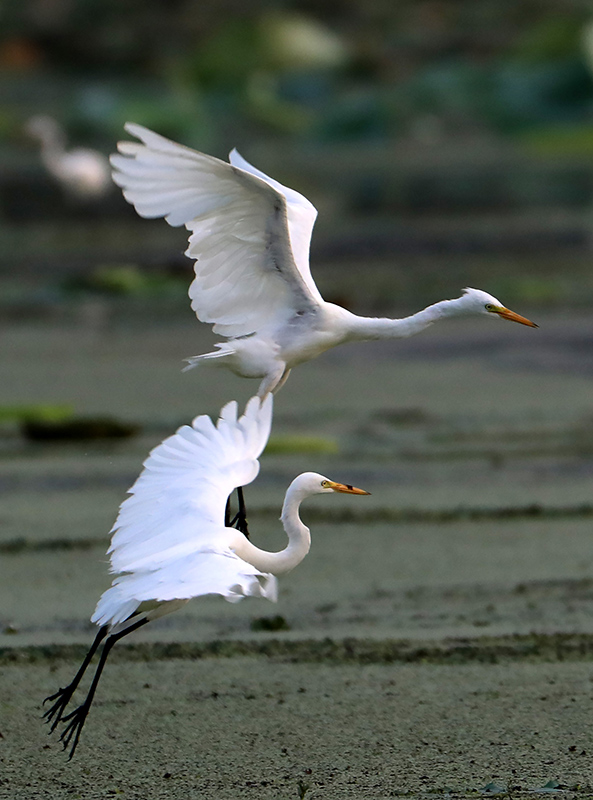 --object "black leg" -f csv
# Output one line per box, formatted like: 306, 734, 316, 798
56, 617, 148, 760
229, 485, 250, 539
224, 495, 231, 527
43, 625, 109, 732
